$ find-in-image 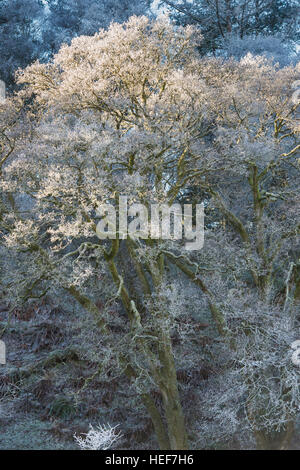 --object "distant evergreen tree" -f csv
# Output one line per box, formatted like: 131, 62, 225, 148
0, 0, 44, 87
0, 0, 151, 87
160, 1, 299, 54
43, 0, 152, 57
